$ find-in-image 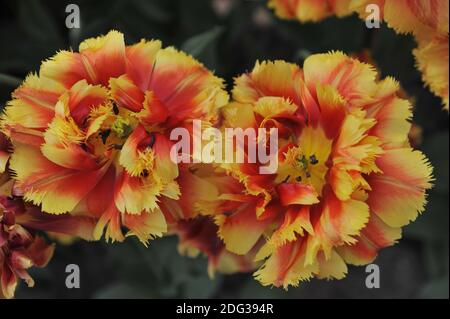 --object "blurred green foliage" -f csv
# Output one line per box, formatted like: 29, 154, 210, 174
0, 0, 448, 299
